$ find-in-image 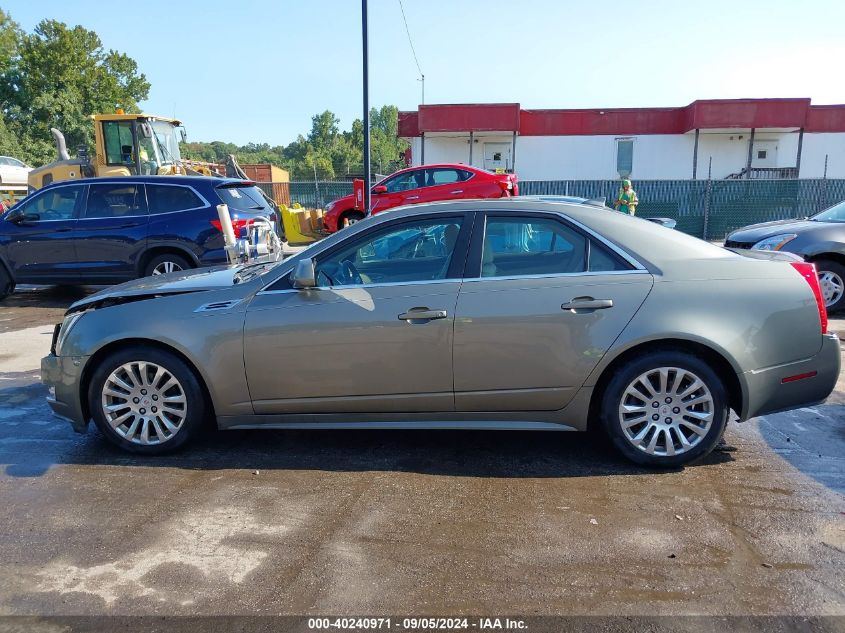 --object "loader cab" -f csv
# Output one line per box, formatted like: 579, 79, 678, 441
96, 115, 186, 178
